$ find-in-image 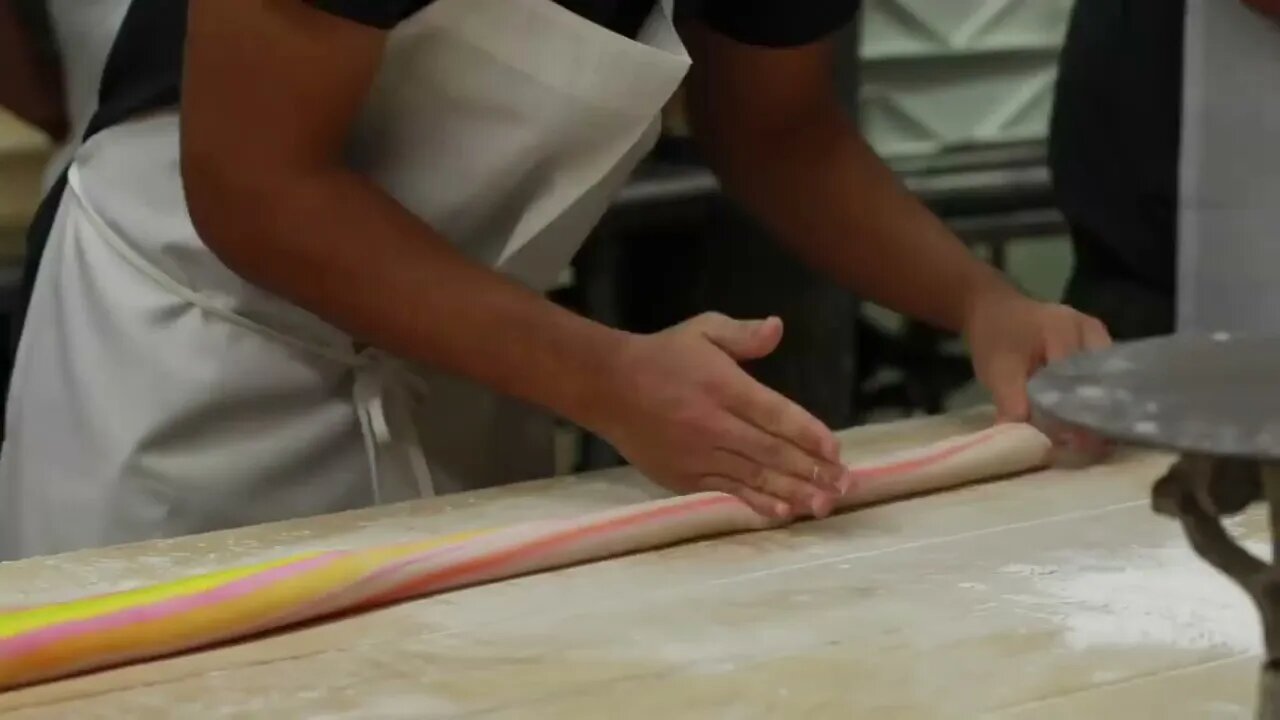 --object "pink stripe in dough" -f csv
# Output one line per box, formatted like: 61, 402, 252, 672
12, 495, 743, 676
195, 500, 740, 635
1, 428, 1039, 689
846, 426, 1006, 482
230, 538, 489, 635
361, 493, 745, 607
0, 543, 486, 688
0, 552, 346, 662
1, 496, 739, 677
